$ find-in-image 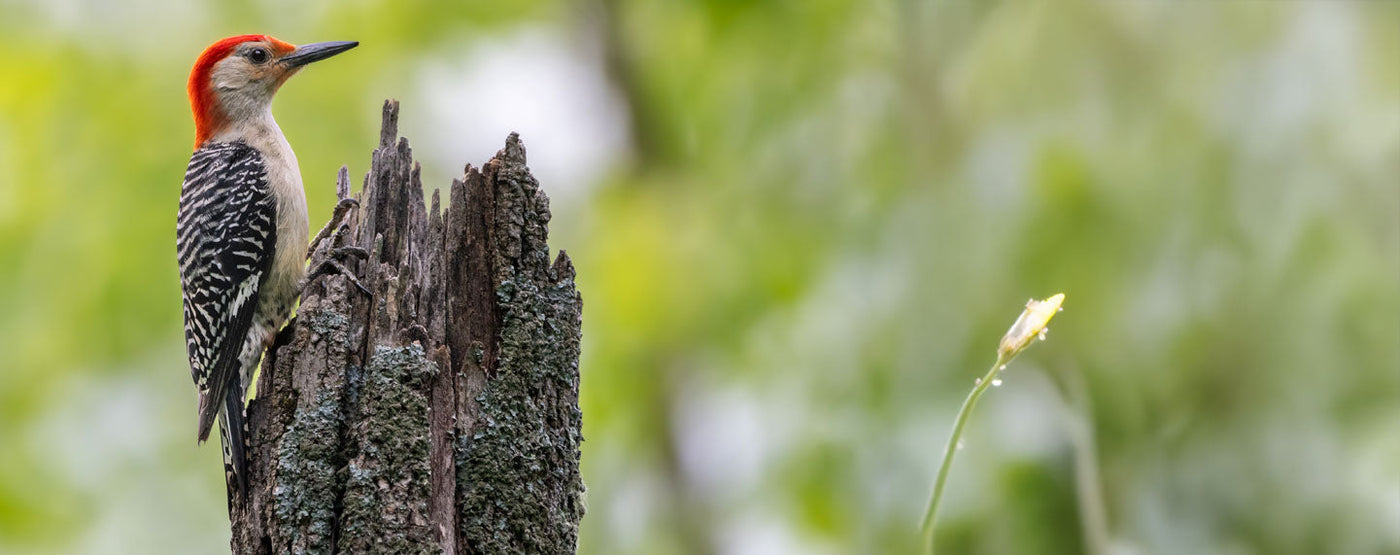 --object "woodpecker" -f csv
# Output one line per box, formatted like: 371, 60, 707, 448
177, 35, 356, 494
